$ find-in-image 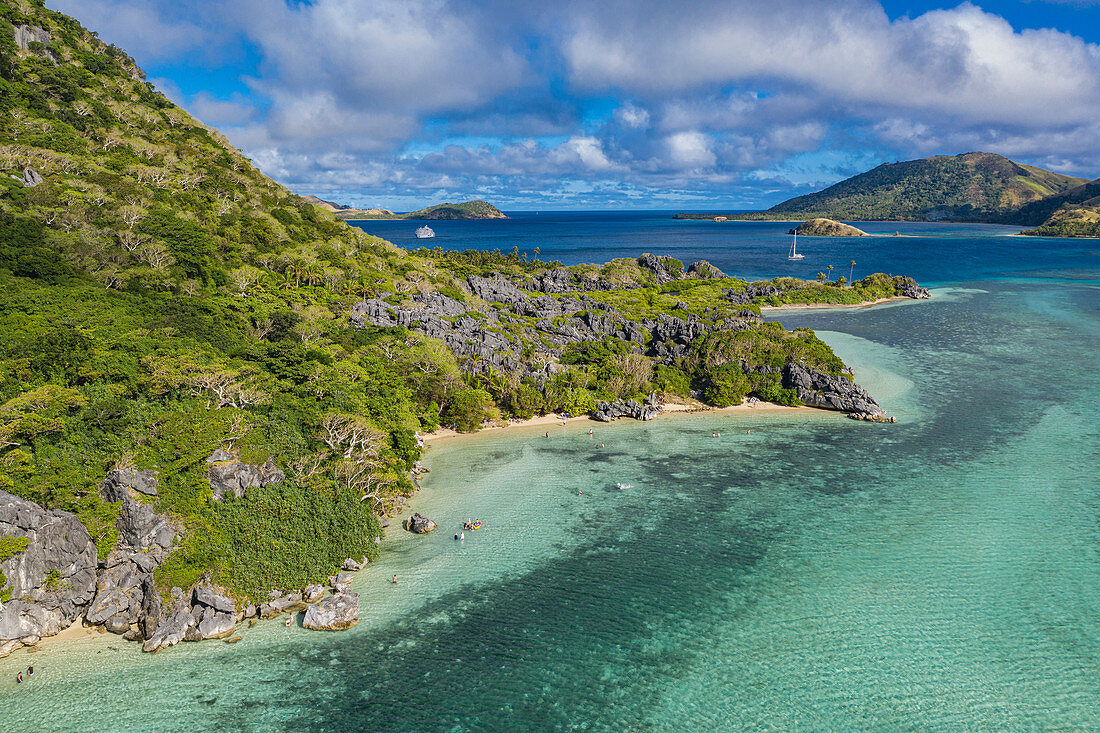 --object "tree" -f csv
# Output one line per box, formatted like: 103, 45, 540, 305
827, 265, 834, 281
849, 260, 856, 283
816, 272, 826, 283
443, 389, 497, 432
318, 413, 385, 459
